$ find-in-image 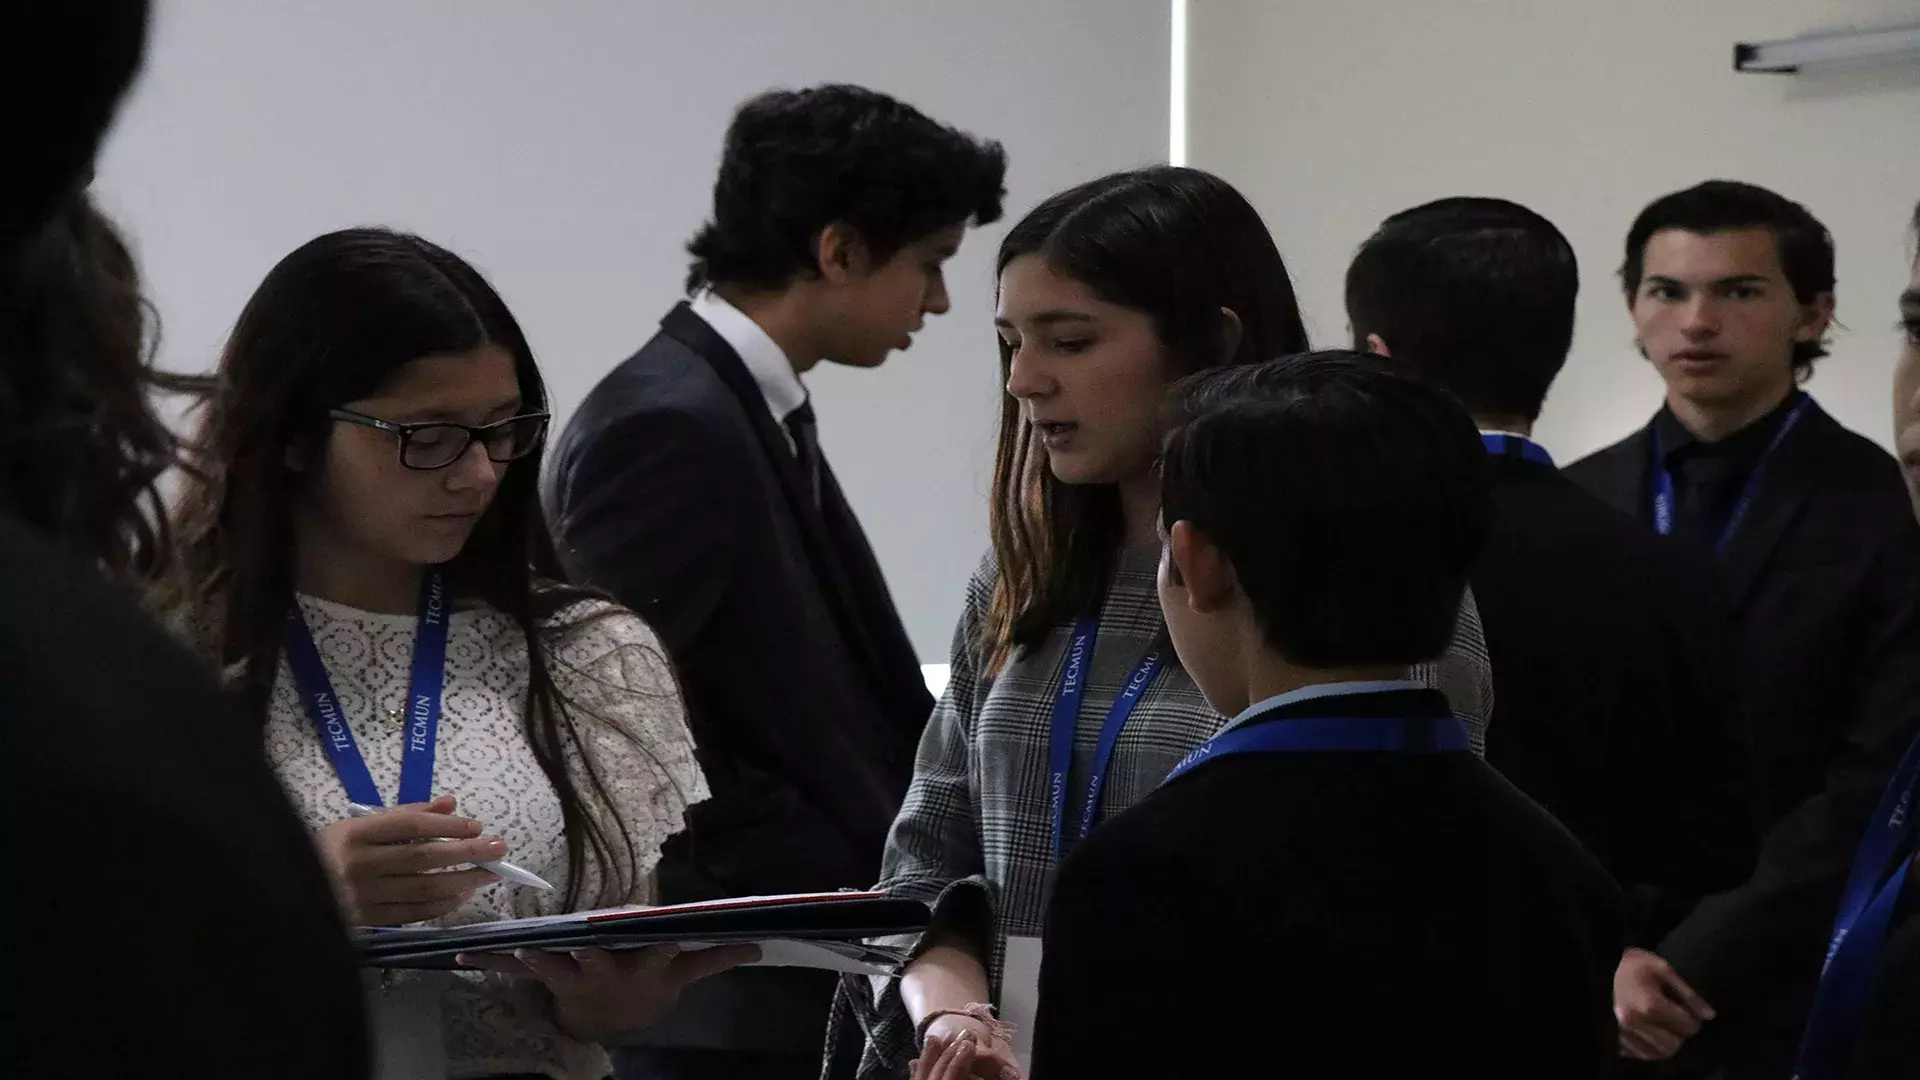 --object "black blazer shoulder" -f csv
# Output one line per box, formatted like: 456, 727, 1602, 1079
544, 302, 932, 904
1472, 457, 1756, 904
551, 306, 763, 473
1562, 426, 1647, 516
